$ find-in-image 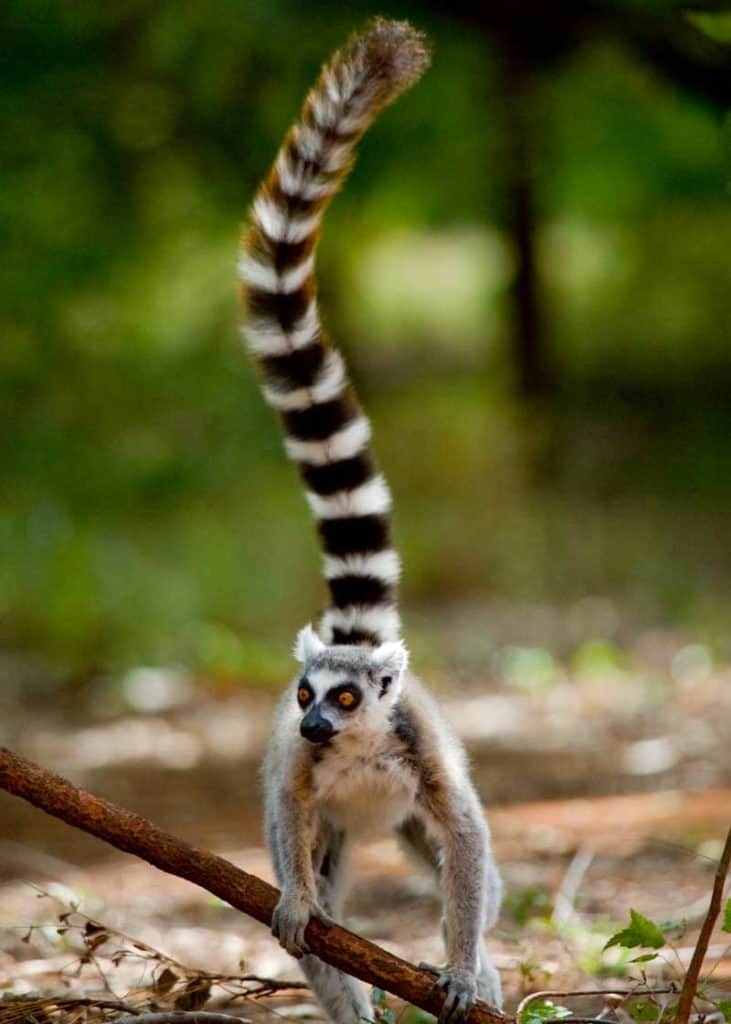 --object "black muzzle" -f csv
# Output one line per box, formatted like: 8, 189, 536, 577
300, 706, 335, 744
